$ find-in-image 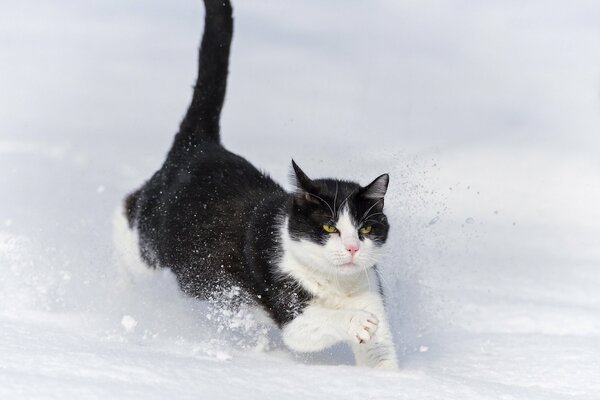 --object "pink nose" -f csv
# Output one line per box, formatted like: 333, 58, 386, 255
346, 244, 359, 256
